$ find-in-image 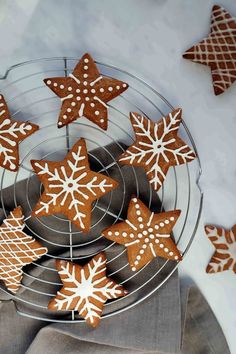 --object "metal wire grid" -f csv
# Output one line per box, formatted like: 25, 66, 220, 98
0, 57, 203, 323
